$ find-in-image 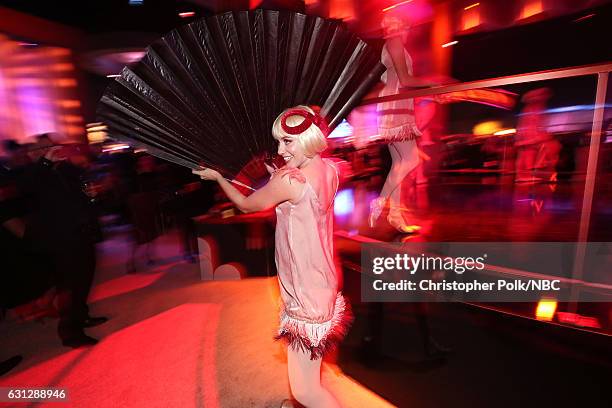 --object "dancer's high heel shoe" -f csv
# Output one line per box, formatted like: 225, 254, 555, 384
368, 197, 386, 228
387, 206, 421, 234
